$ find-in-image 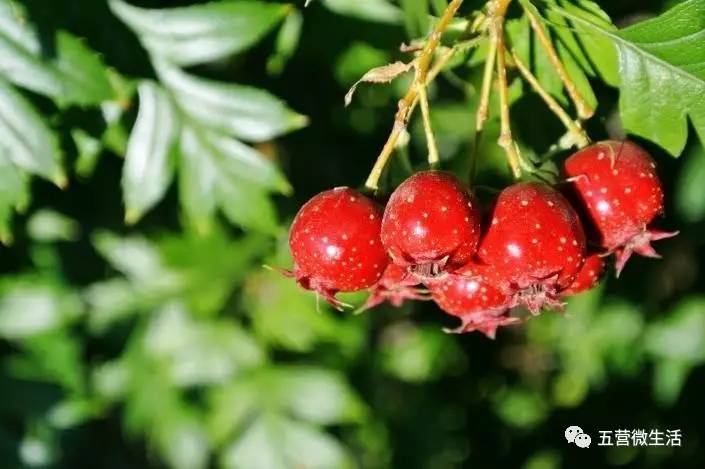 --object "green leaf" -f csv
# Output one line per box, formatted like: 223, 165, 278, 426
143, 302, 264, 387
27, 209, 80, 242
122, 81, 179, 223
516, 0, 597, 111
84, 278, 143, 333
178, 126, 218, 233
645, 297, 705, 363
0, 278, 82, 339
217, 176, 279, 235
8, 329, 85, 394
546, 0, 619, 86
0, 78, 64, 183
244, 272, 346, 352
334, 42, 391, 86
0, 1, 113, 105
494, 388, 548, 429
268, 10, 304, 75
92, 231, 168, 283
72, 129, 103, 179
109, 0, 287, 66
266, 367, 366, 425
51, 32, 116, 106
400, 0, 430, 38
178, 125, 282, 234
157, 62, 307, 142
207, 130, 291, 194
552, 0, 705, 155
379, 324, 464, 383
676, 143, 705, 222
0, 145, 27, 242
155, 413, 209, 469
321, 0, 402, 24
220, 413, 353, 469
652, 359, 691, 405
